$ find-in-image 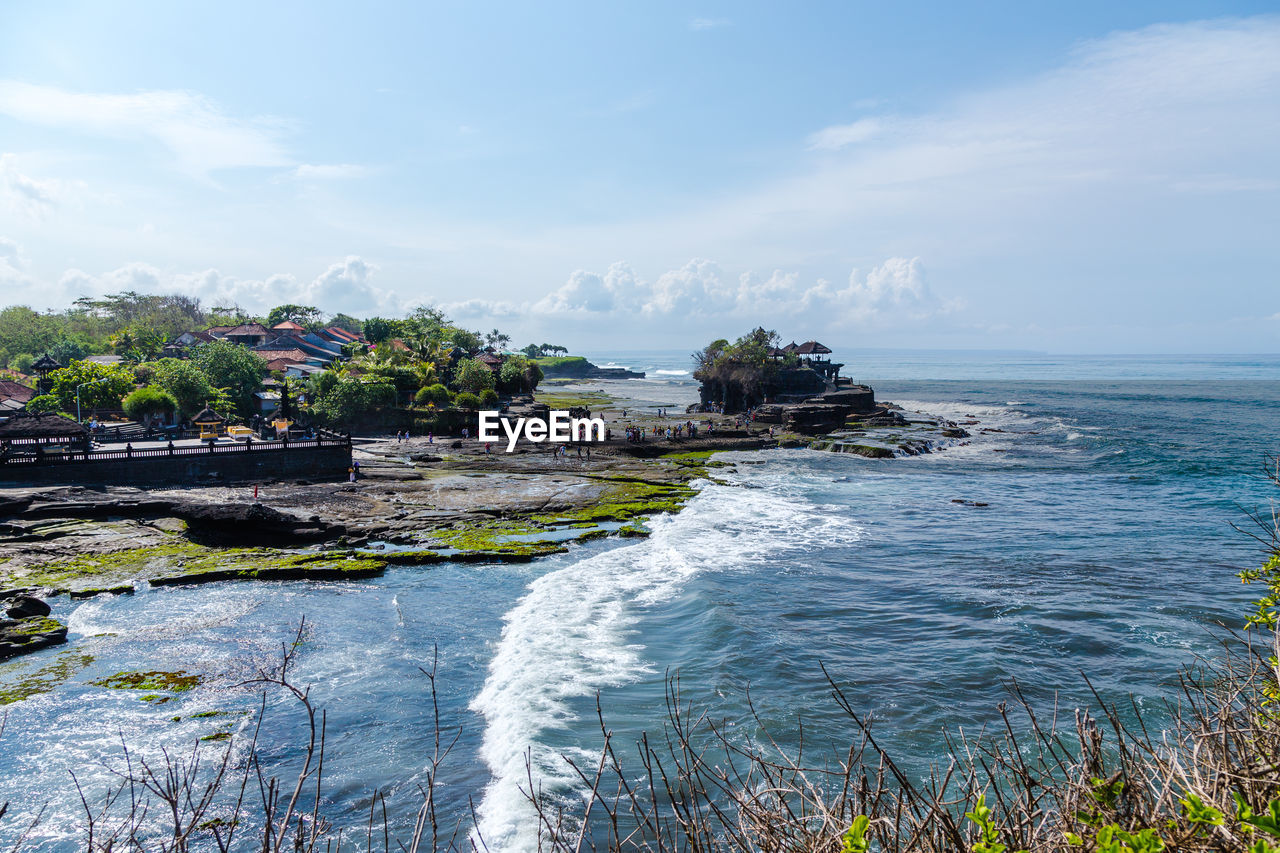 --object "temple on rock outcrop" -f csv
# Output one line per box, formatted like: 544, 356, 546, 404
694, 330, 879, 433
